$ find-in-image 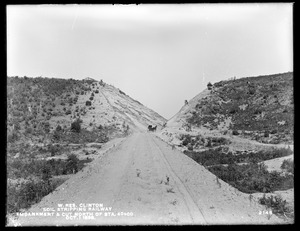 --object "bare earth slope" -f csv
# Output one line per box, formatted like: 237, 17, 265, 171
9, 133, 283, 226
